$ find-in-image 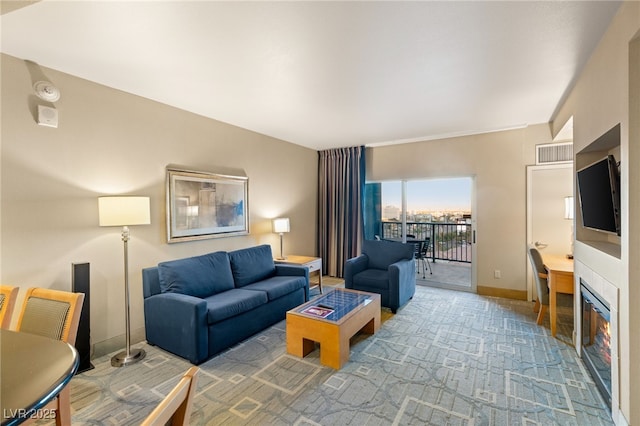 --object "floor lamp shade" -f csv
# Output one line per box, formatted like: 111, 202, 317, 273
98, 196, 150, 367
99, 196, 151, 227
